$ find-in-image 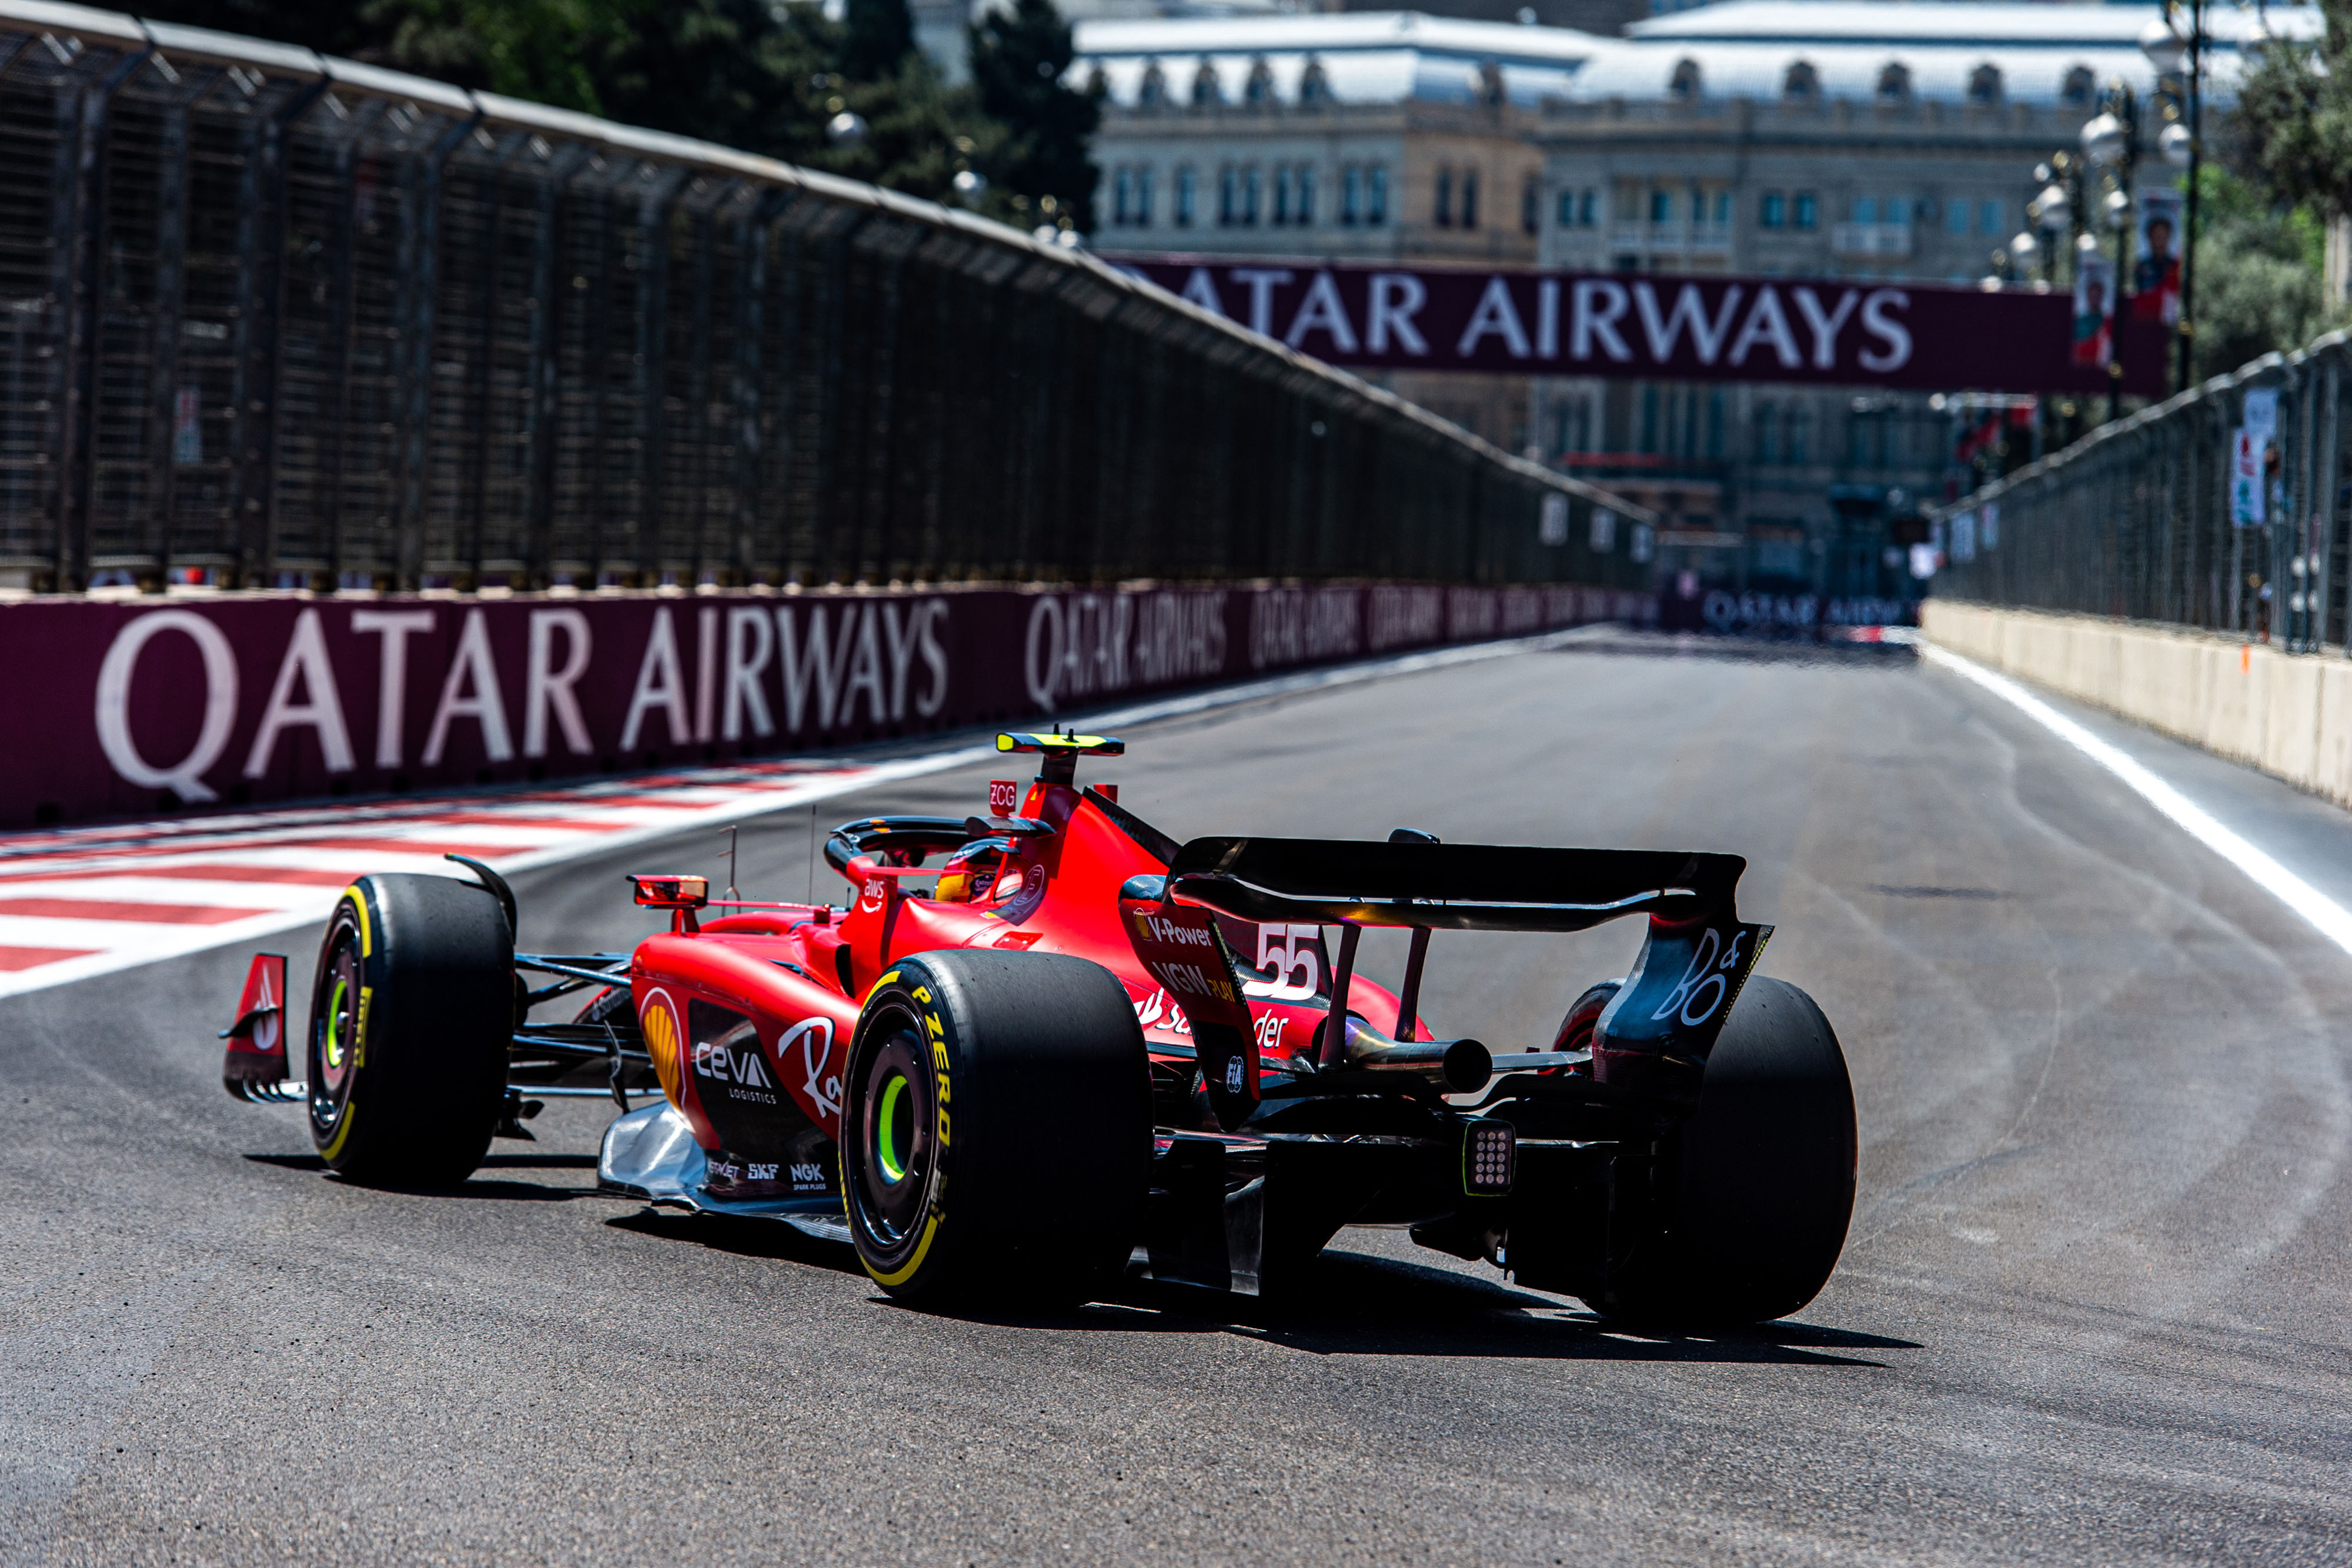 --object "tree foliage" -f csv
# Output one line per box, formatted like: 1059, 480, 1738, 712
133, 0, 1094, 228
2188, 165, 2345, 381
2228, 0, 2352, 220
2184, 5, 2352, 375
968, 0, 1101, 231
